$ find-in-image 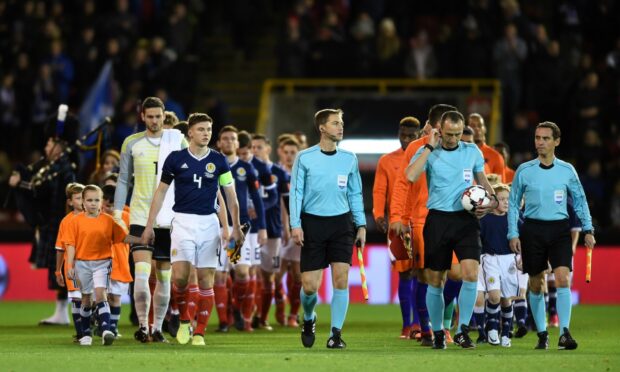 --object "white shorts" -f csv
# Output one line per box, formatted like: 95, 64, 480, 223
171, 212, 220, 269
217, 226, 254, 270
280, 239, 300, 262
249, 233, 261, 265
108, 280, 130, 296
477, 253, 520, 299
518, 271, 529, 290
68, 290, 82, 299
75, 259, 111, 295
260, 238, 281, 273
